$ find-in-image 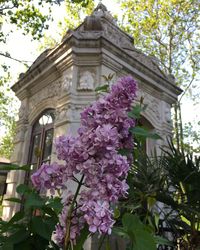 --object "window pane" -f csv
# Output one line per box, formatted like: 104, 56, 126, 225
42, 129, 54, 163
30, 134, 41, 164
33, 109, 55, 133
